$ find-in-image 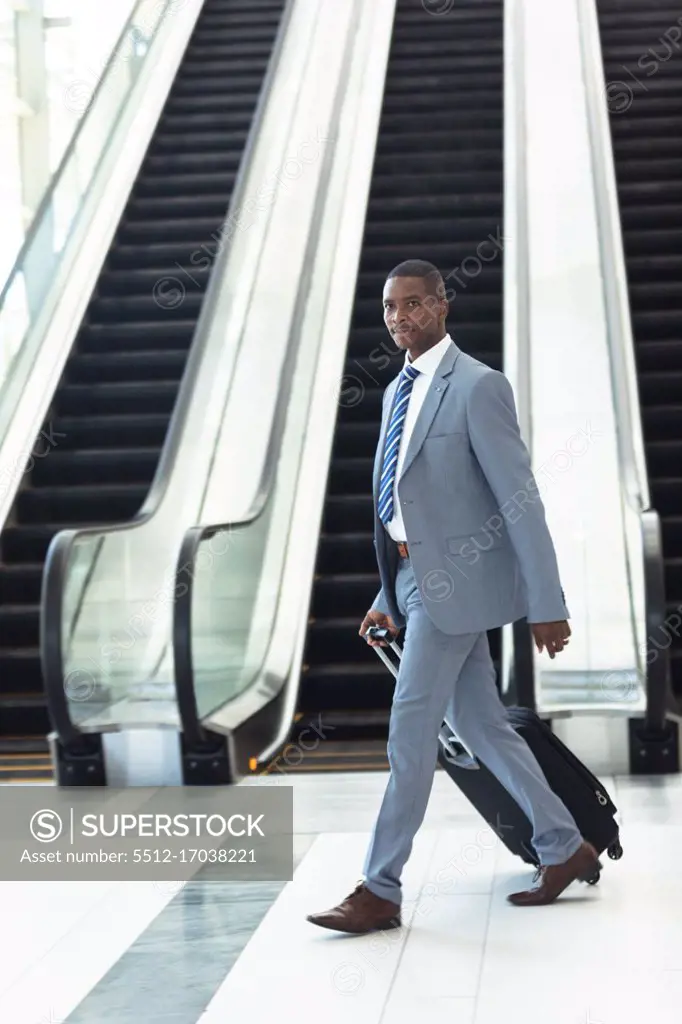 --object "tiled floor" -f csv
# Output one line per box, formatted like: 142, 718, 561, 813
4, 770, 682, 1024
